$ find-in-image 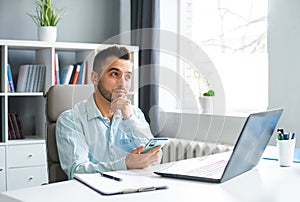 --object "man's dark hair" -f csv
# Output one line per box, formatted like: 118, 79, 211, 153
93, 45, 131, 74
